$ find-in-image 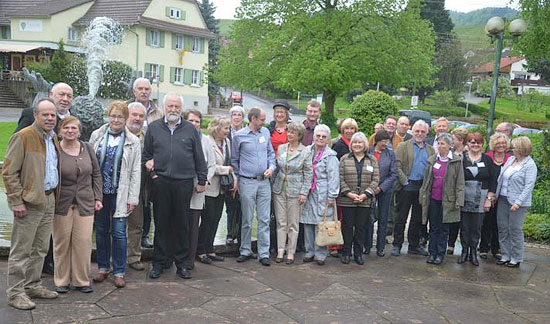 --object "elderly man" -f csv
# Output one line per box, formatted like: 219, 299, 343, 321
302, 100, 321, 146
3, 98, 60, 310
426, 117, 450, 154
391, 120, 435, 257
144, 93, 207, 280
369, 115, 403, 149
397, 116, 413, 141
232, 107, 276, 266
495, 122, 514, 138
